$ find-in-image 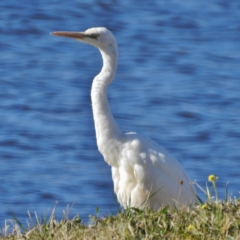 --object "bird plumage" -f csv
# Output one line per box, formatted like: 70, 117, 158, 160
51, 27, 198, 209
